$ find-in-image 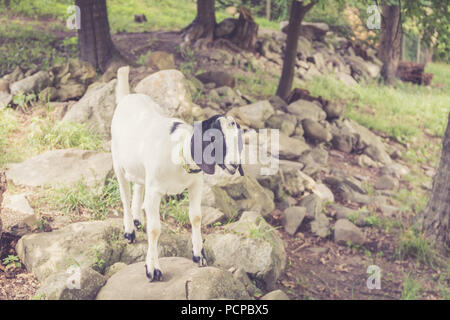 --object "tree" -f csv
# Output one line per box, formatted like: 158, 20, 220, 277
182, 0, 217, 44
421, 112, 450, 249
276, 0, 317, 100
378, 1, 401, 84
76, 0, 120, 72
